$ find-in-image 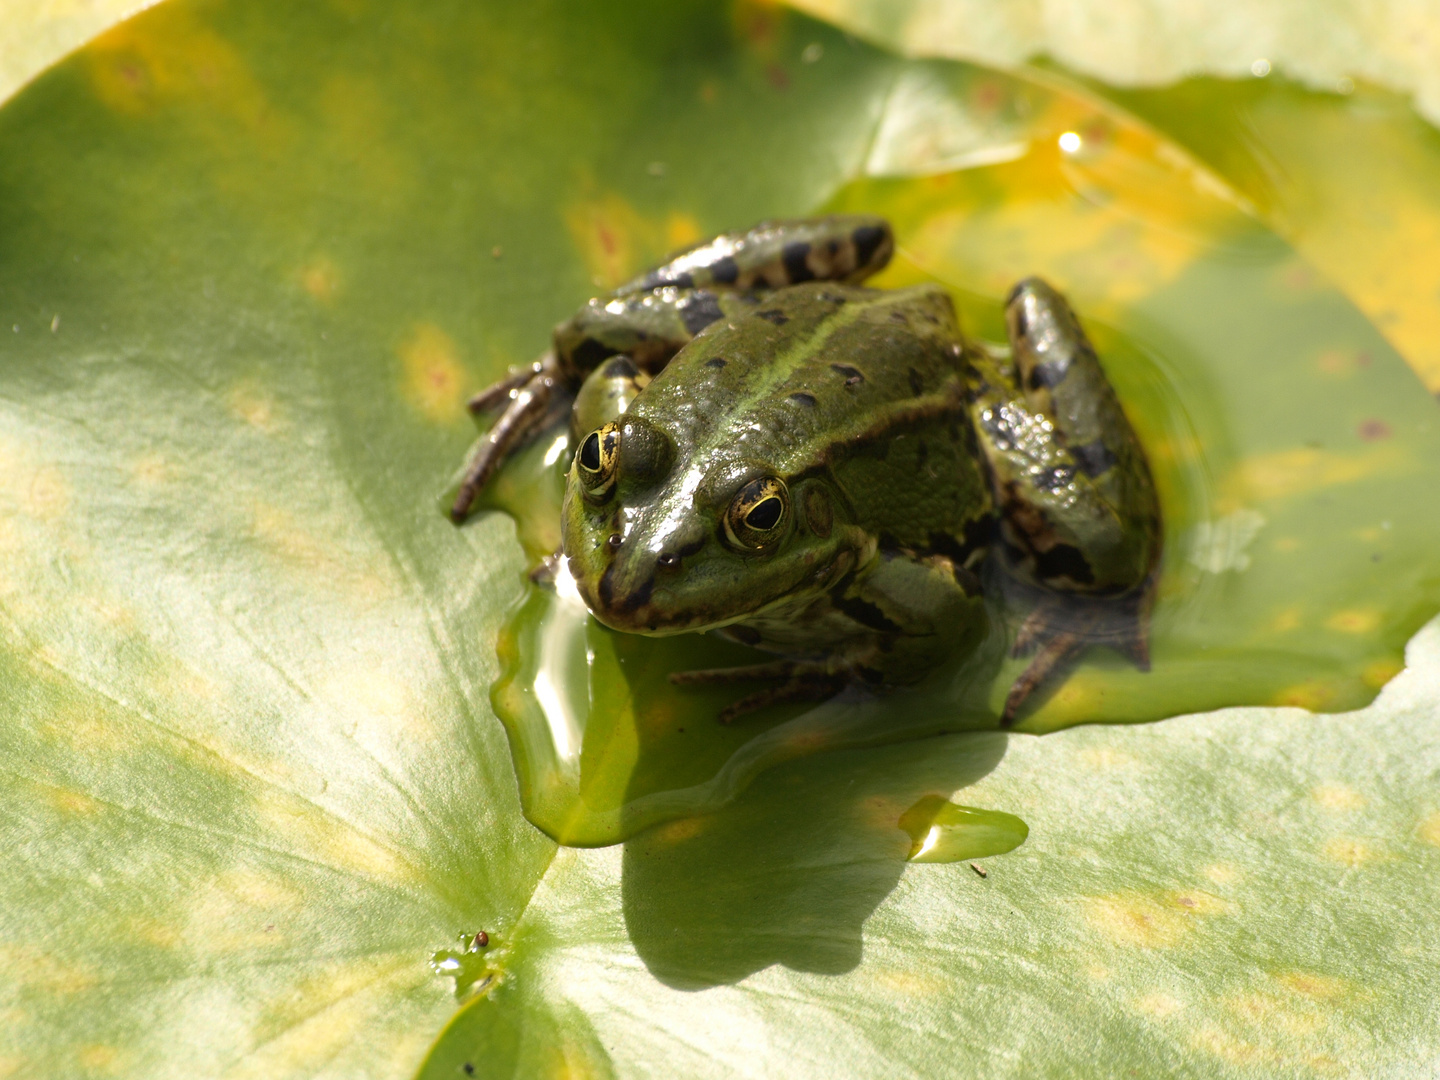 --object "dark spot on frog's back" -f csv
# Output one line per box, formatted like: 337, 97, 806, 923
789, 392, 817, 407
853, 224, 886, 266
1071, 439, 1117, 477
908, 367, 925, 396
756, 309, 789, 326
572, 337, 612, 370
705, 356, 727, 369
711, 255, 739, 285
831, 363, 864, 386
1029, 359, 1069, 390
601, 355, 640, 378
679, 290, 725, 335
782, 241, 815, 283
